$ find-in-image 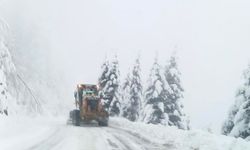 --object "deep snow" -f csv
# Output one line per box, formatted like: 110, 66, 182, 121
0, 116, 249, 150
